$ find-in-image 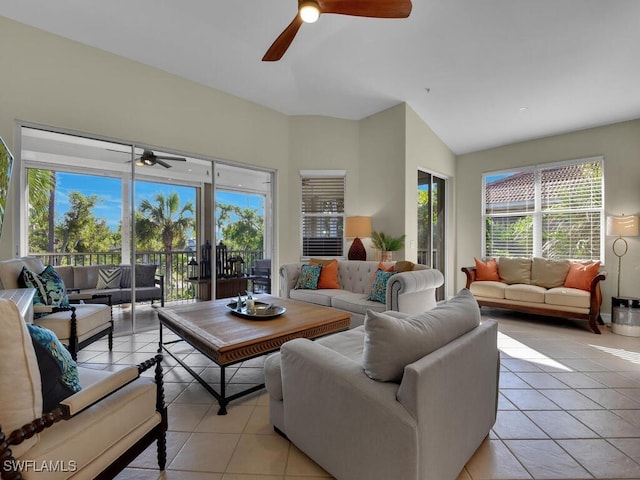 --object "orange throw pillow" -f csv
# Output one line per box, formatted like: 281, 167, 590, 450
564, 261, 600, 291
474, 257, 500, 281
310, 259, 340, 289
